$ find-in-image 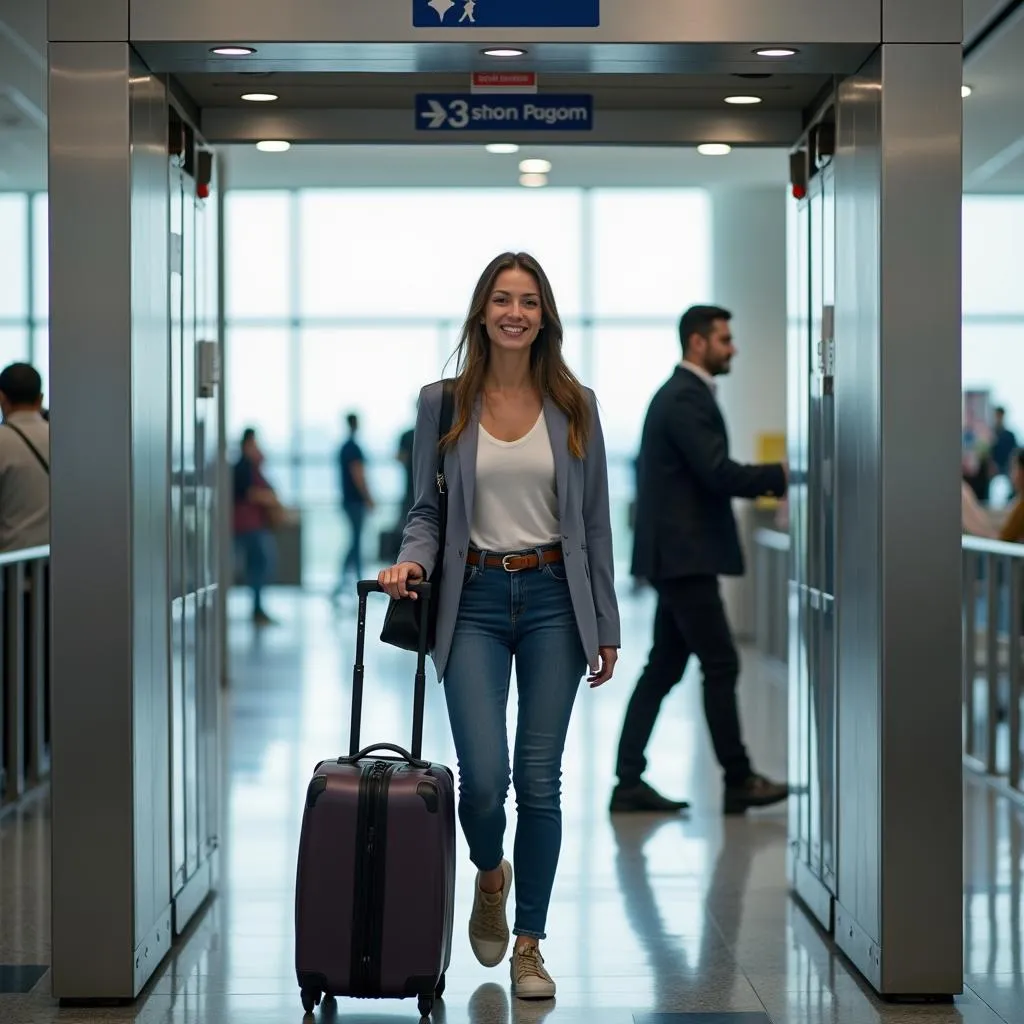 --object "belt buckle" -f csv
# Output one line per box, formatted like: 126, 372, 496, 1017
501, 554, 524, 573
